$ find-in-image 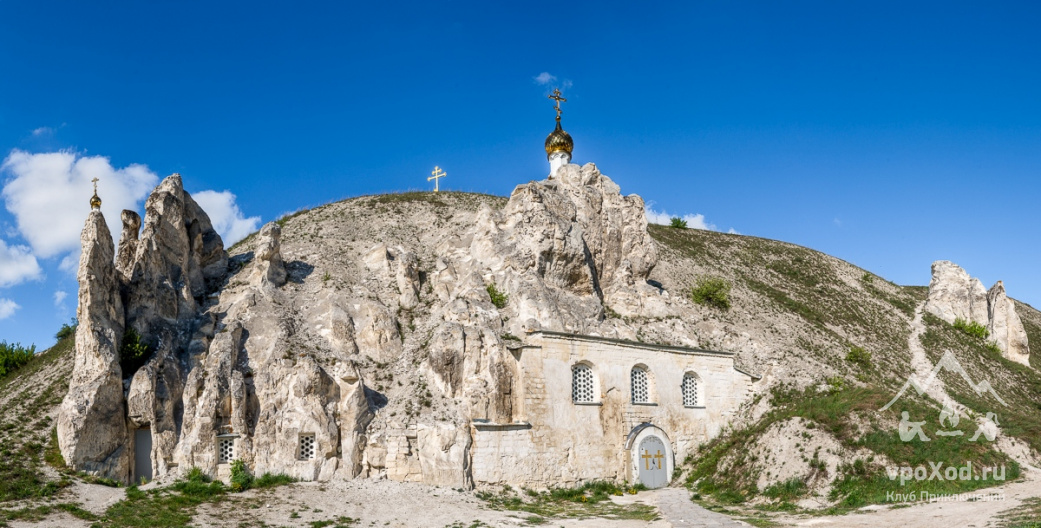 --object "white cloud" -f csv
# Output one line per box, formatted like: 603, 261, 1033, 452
192, 190, 261, 246
53, 290, 67, 307
0, 298, 18, 320
645, 205, 738, 234
31, 127, 53, 137
1, 150, 158, 258
0, 238, 42, 287
534, 72, 557, 85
